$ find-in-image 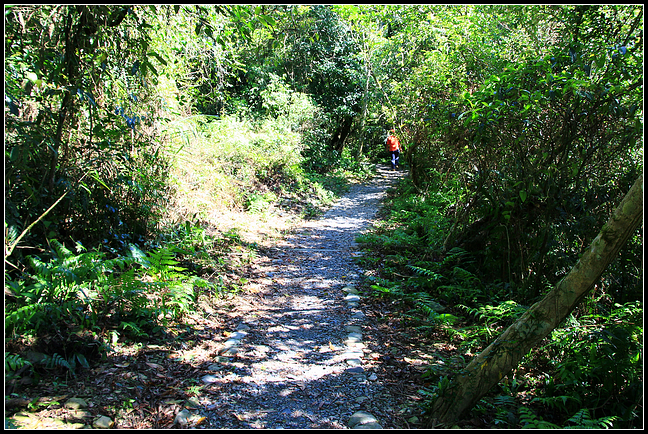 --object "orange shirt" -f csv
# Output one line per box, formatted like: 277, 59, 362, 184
387, 135, 401, 152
